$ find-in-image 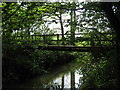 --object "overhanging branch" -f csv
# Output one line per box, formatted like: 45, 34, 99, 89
3, 2, 23, 22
